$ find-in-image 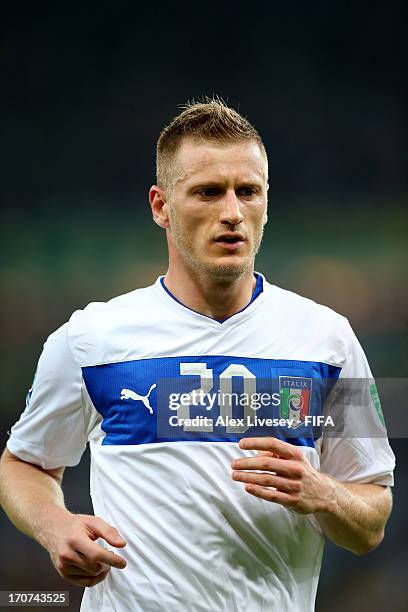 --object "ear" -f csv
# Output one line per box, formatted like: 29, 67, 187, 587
149, 185, 170, 229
